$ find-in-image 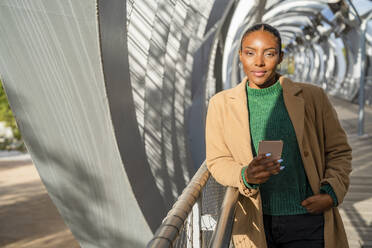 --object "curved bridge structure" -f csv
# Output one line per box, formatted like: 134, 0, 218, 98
0, 0, 371, 247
